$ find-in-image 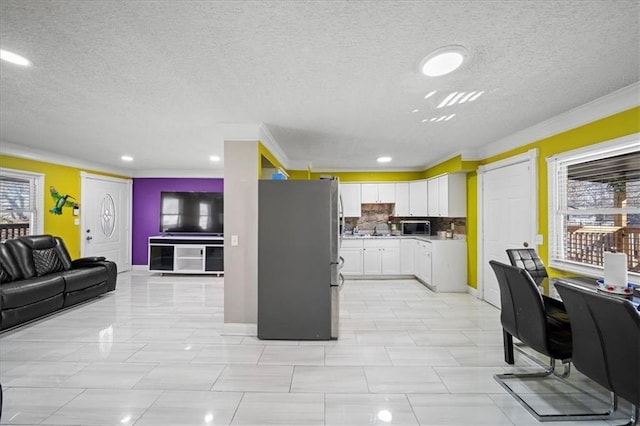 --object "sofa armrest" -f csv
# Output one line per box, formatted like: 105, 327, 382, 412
71, 256, 106, 268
